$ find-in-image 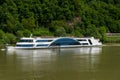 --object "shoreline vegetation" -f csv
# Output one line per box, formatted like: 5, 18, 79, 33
0, 34, 120, 49
0, 0, 120, 45
105, 33, 120, 43
106, 36, 120, 43
0, 33, 120, 44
